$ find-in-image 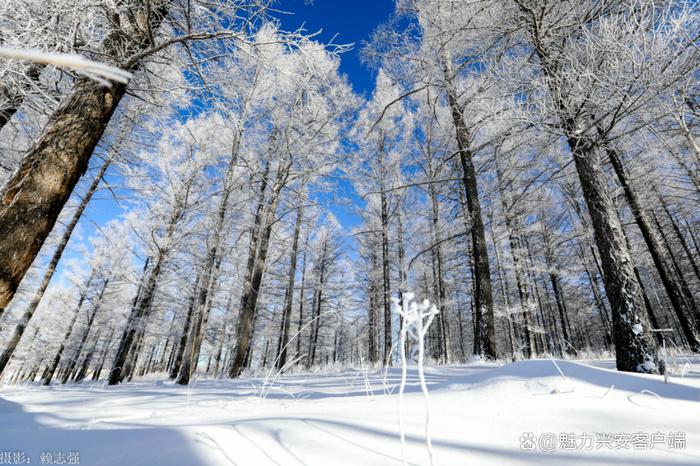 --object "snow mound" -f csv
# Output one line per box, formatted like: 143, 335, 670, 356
435, 359, 700, 402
